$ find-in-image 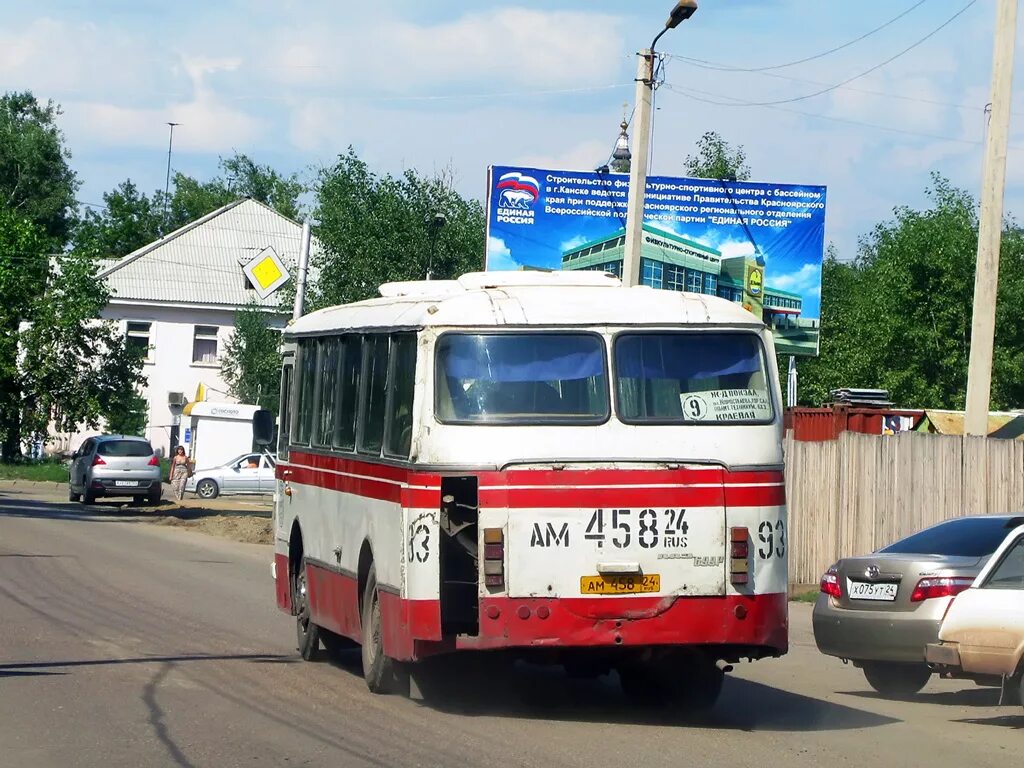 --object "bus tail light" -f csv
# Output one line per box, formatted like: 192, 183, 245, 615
483, 528, 504, 588
730, 527, 749, 585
